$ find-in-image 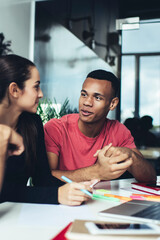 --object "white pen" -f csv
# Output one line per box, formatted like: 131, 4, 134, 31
90, 180, 99, 188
